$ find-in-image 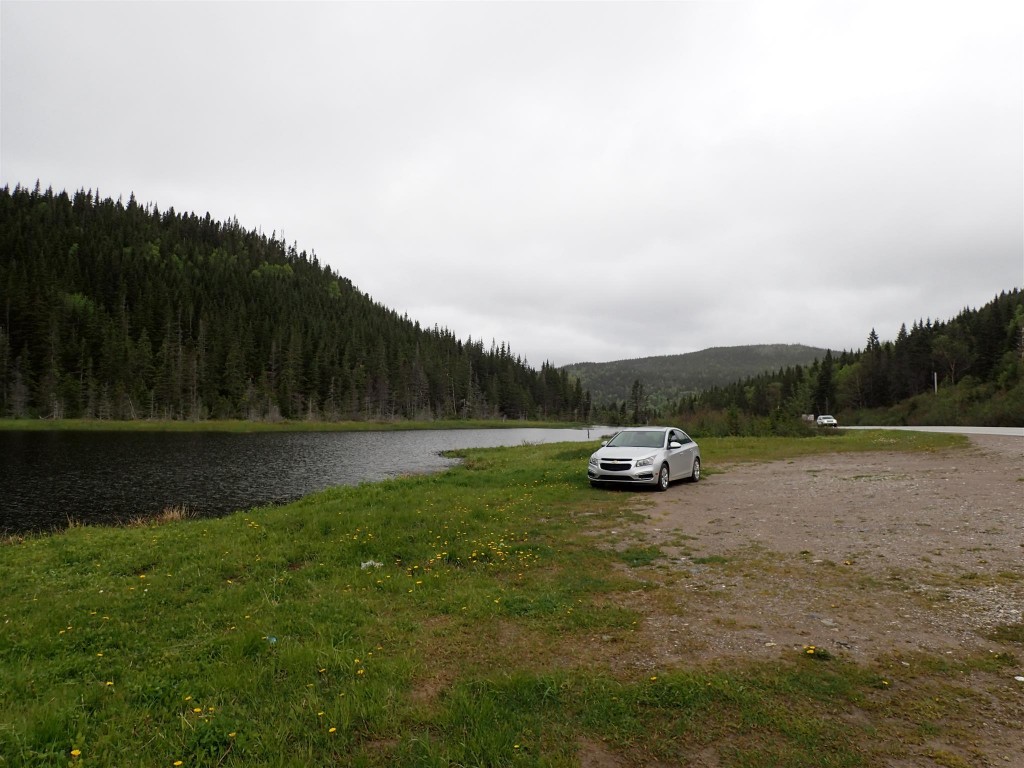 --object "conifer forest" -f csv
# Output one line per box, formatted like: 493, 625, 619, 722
659, 290, 1024, 431
0, 184, 589, 422
2, 184, 1020, 429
